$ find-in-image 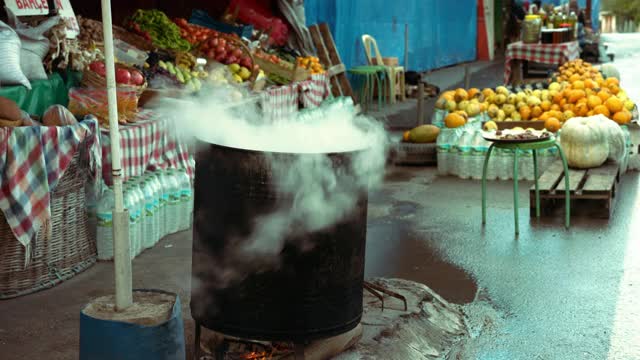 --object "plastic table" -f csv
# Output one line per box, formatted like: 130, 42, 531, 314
481, 138, 570, 235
